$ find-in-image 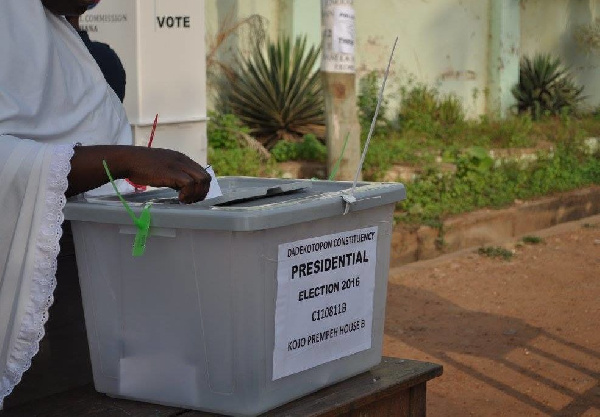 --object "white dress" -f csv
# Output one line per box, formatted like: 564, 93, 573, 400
0, 0, 133, 407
